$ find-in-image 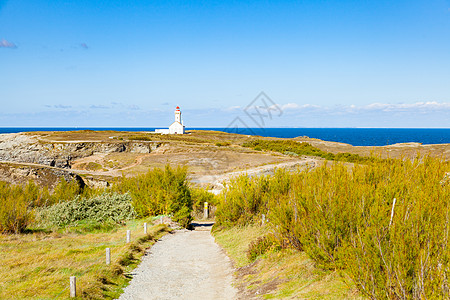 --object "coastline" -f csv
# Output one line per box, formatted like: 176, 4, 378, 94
1, 127, 450, 146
